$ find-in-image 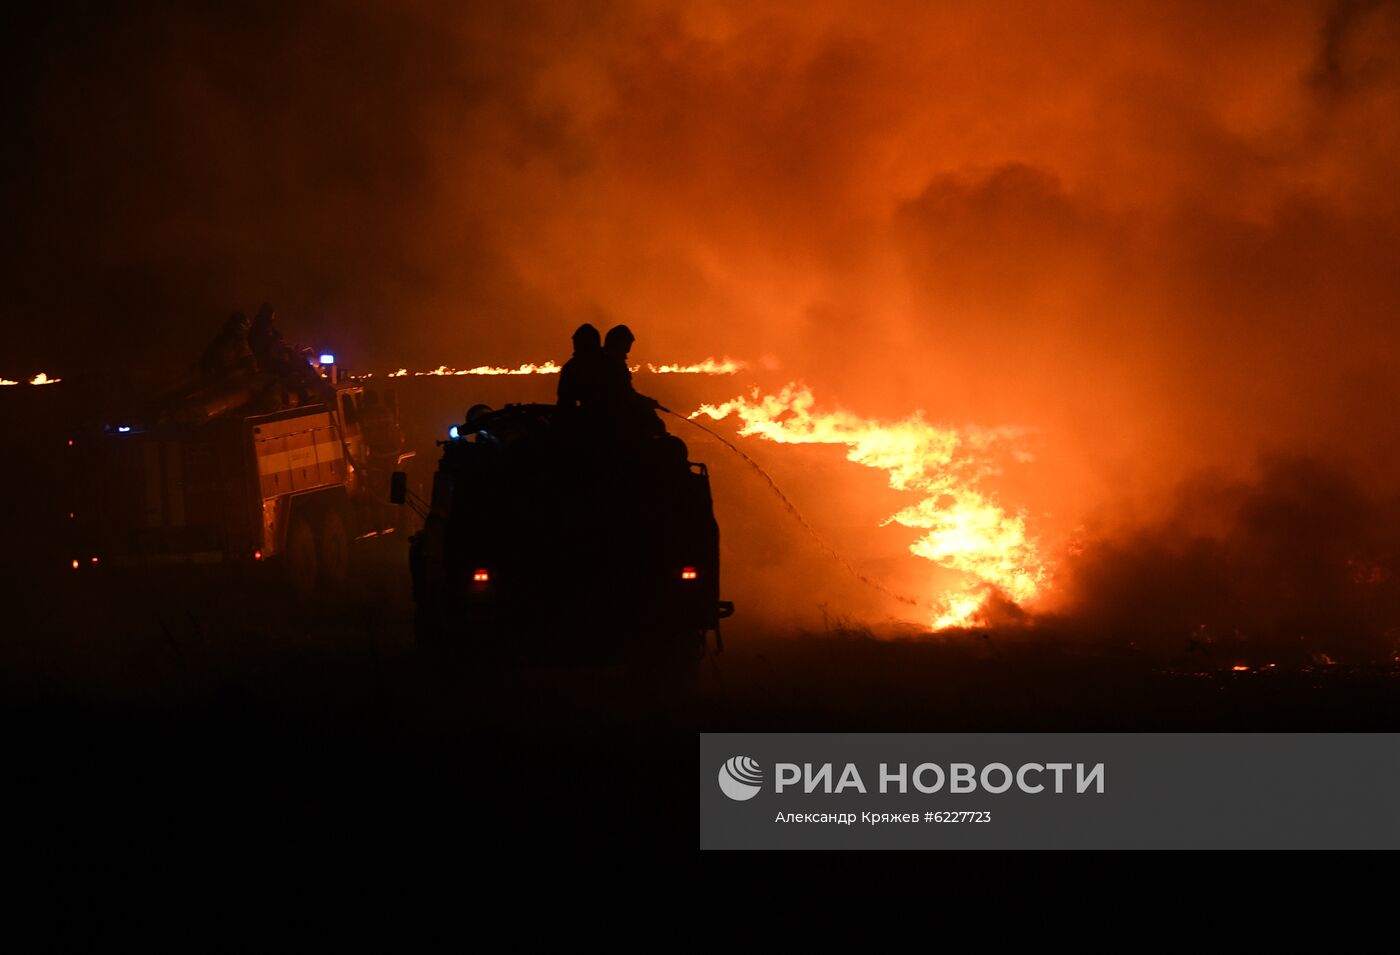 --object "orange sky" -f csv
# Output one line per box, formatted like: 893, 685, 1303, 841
6, 0, 1400, 646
